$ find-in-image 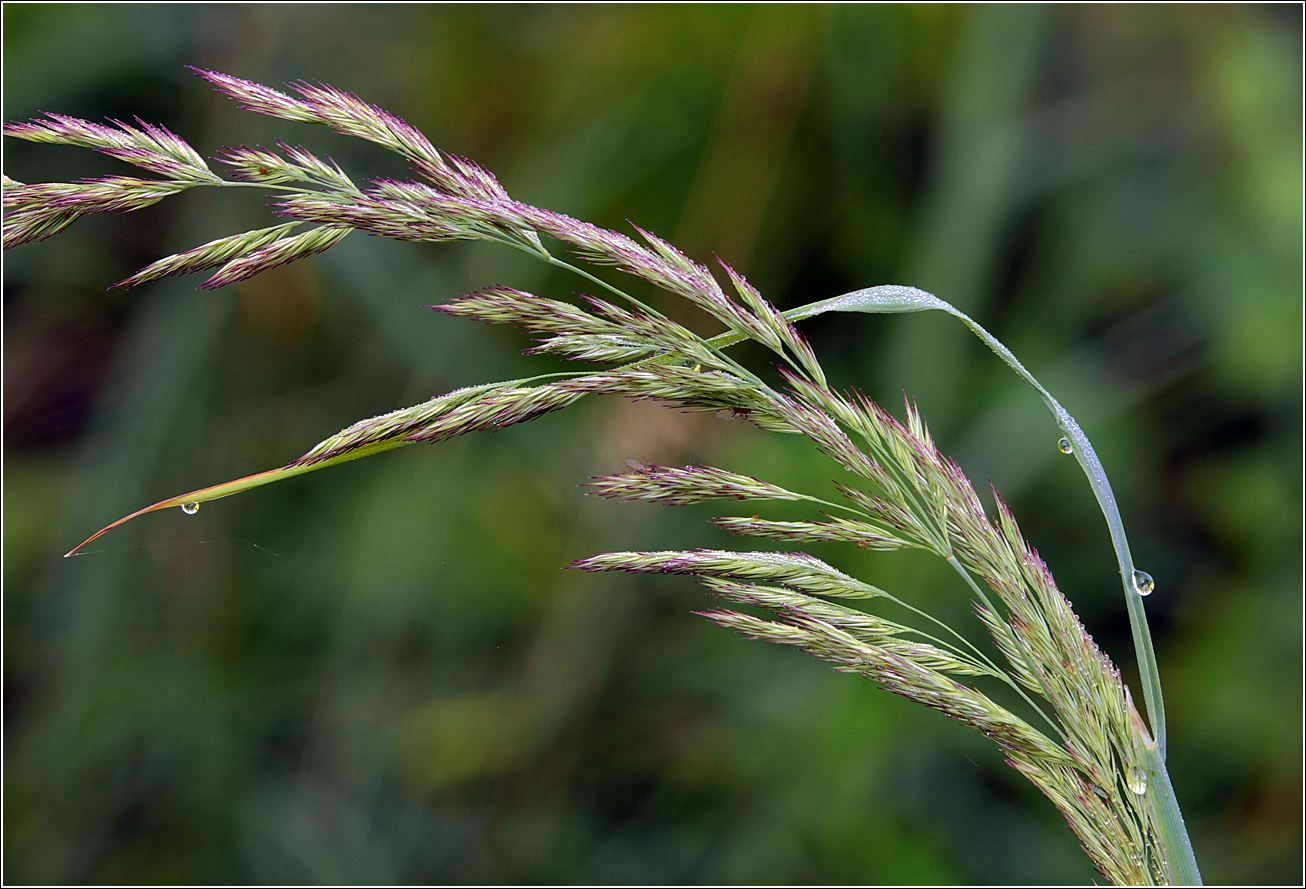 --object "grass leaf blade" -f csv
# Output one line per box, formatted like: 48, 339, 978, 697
778, 284, 1167, 758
